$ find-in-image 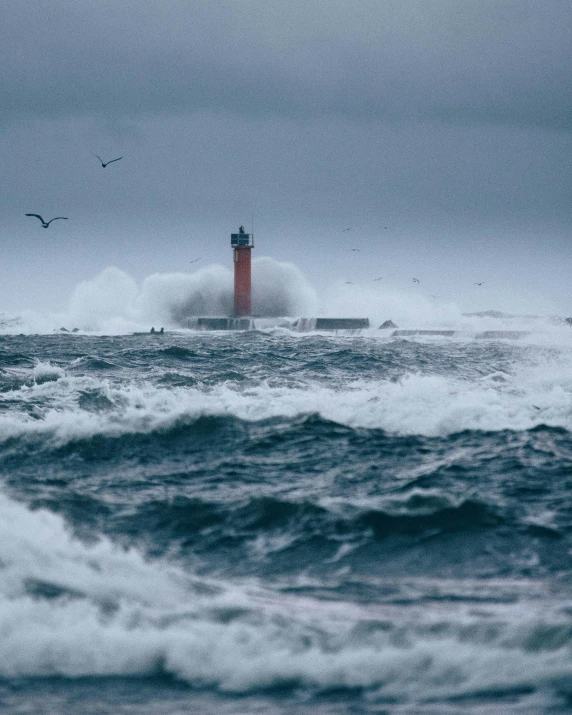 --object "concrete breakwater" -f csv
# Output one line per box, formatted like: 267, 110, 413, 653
177, 318, 532, 338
